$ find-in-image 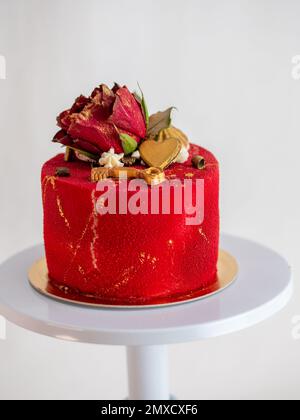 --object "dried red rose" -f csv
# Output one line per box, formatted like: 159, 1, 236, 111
53, 84, 146, 155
